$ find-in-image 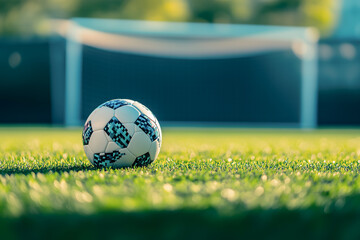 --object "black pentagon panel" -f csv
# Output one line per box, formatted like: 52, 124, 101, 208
104, 117, 132, 148
82, 121, 93, 145
132, 152, 152, 167
134, 114, 160, 142
93, 151, 125, 167
98, 99, 130, 110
